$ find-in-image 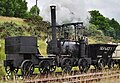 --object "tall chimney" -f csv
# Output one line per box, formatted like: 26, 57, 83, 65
50, 5, 58, 54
